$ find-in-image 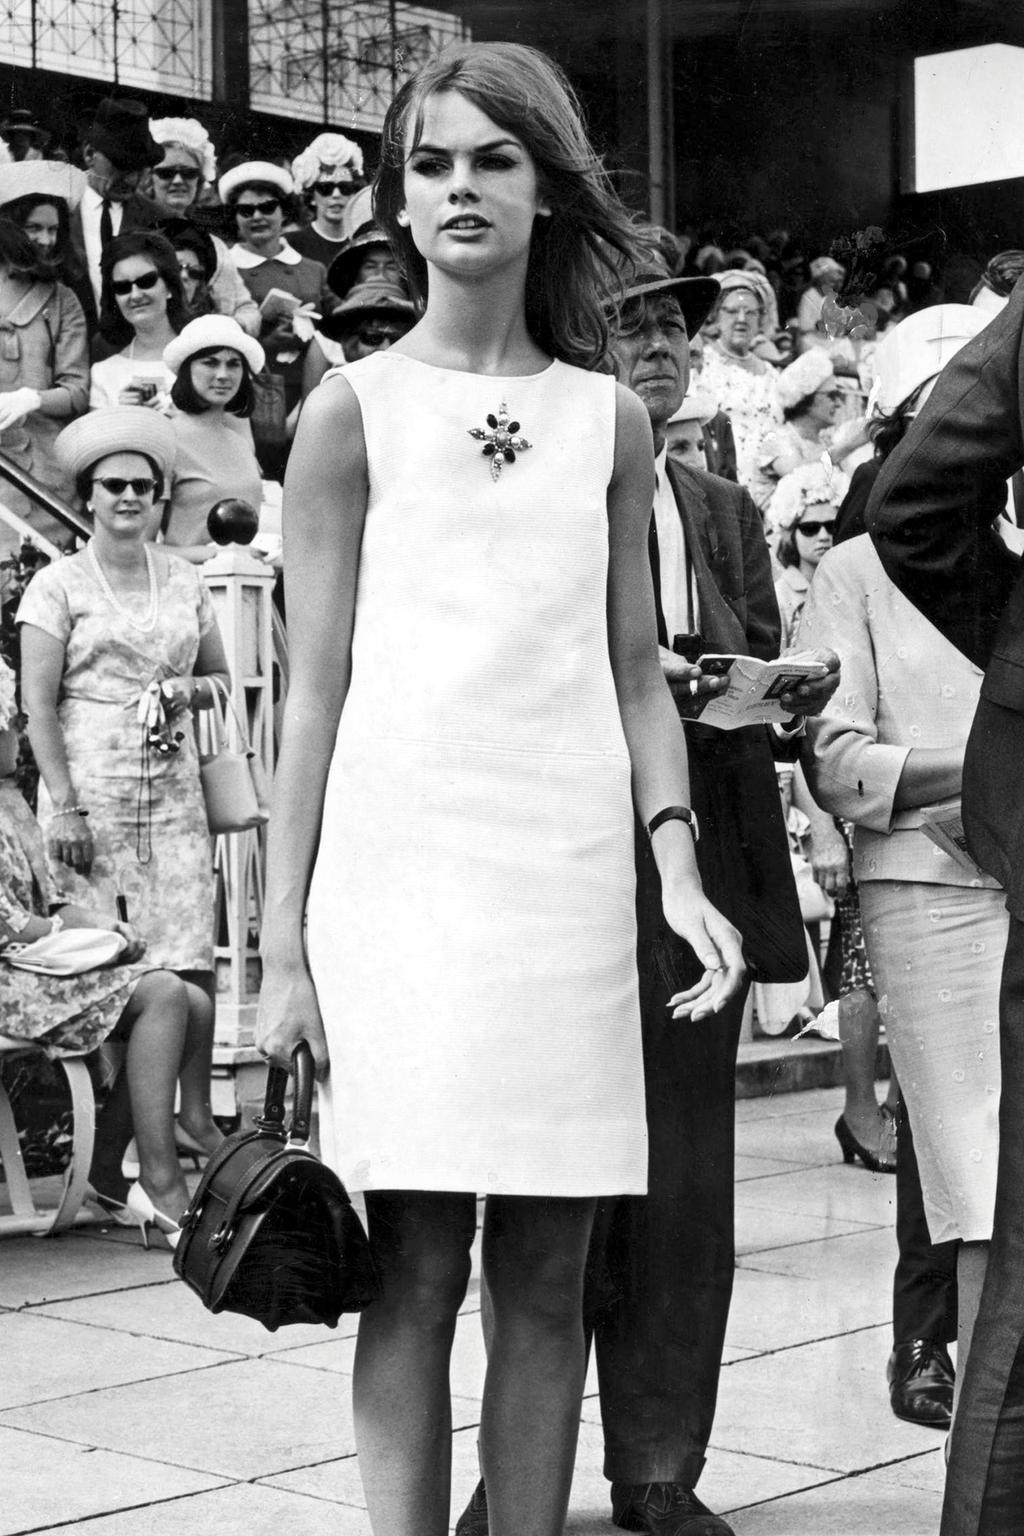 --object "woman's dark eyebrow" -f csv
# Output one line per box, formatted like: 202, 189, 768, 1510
410, 138, 521, 155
